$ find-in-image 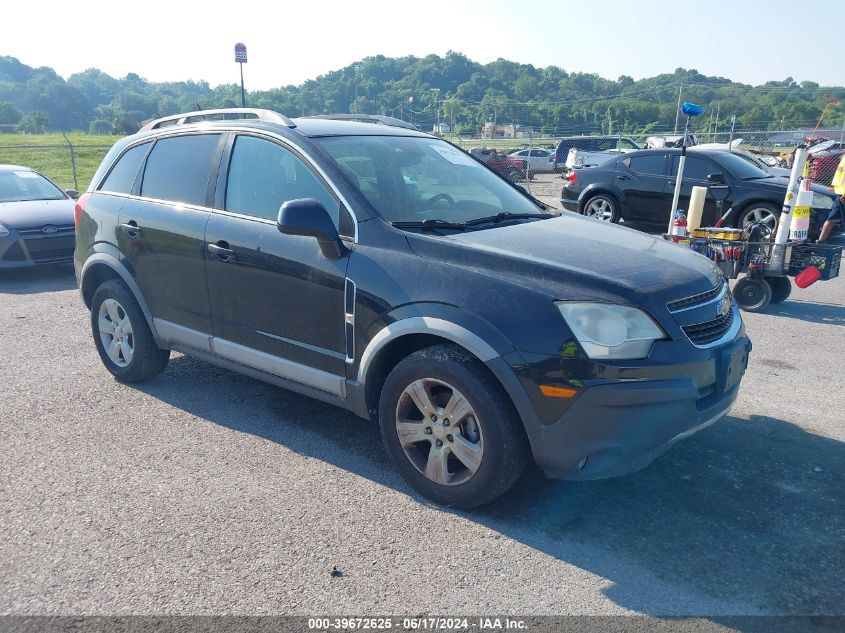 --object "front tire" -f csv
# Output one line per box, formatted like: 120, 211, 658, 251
738, 203, 779, 233
91, 280, 170, 383
378, 345, 528, 508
